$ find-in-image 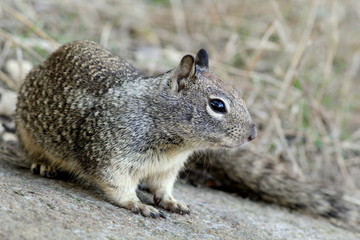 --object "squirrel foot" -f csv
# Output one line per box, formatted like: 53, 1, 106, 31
154, 195, 190, 215
127, 201, 166, 218
31, 162, 57, 178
